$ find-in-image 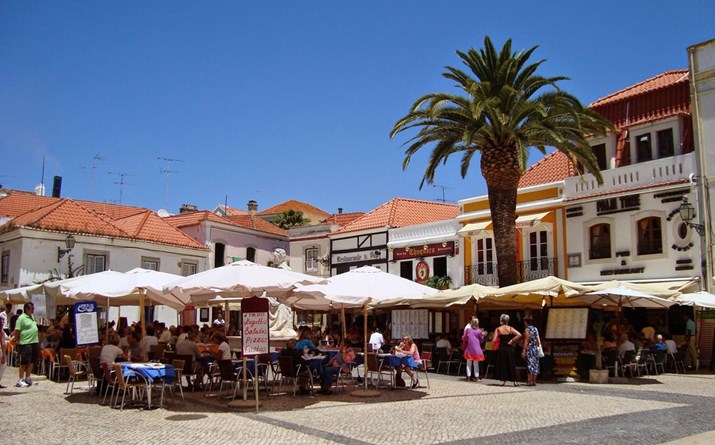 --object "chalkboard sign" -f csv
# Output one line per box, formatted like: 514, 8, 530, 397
545, 308, 589, 340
